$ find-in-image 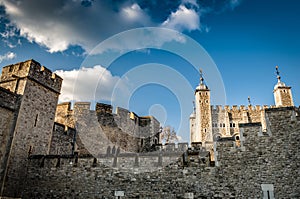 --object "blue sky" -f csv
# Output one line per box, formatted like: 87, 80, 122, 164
0, 0, 299, 142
